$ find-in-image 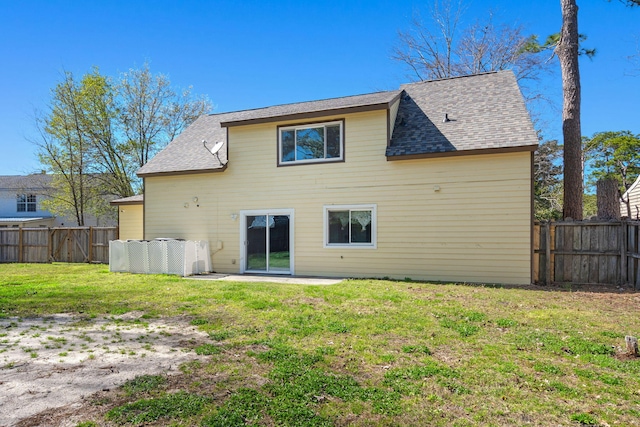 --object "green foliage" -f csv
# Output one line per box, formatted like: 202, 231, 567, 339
209, 330, 232, 341
570, 412, 599, 425
496, 318, 518, 328
534, 139, 563, 220
105, 391, 209, 424
37, 68, 118, 225
401, 344, 432, 355
528, 32, 597, 58
194, 343, 223, 355
583, 130, 640, 217
201, 388, 266, 427
257, 342, 401, 421
438, 310, 485, 337
122, 374, 166, 396
534, 362, 564, 375
583, 193, 597, 219
35, 63, 212, 224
